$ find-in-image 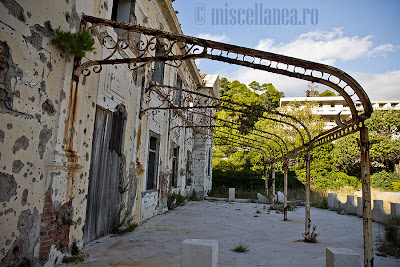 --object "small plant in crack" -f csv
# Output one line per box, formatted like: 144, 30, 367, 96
303, 225, 319, 243
231, 240, 250, 253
